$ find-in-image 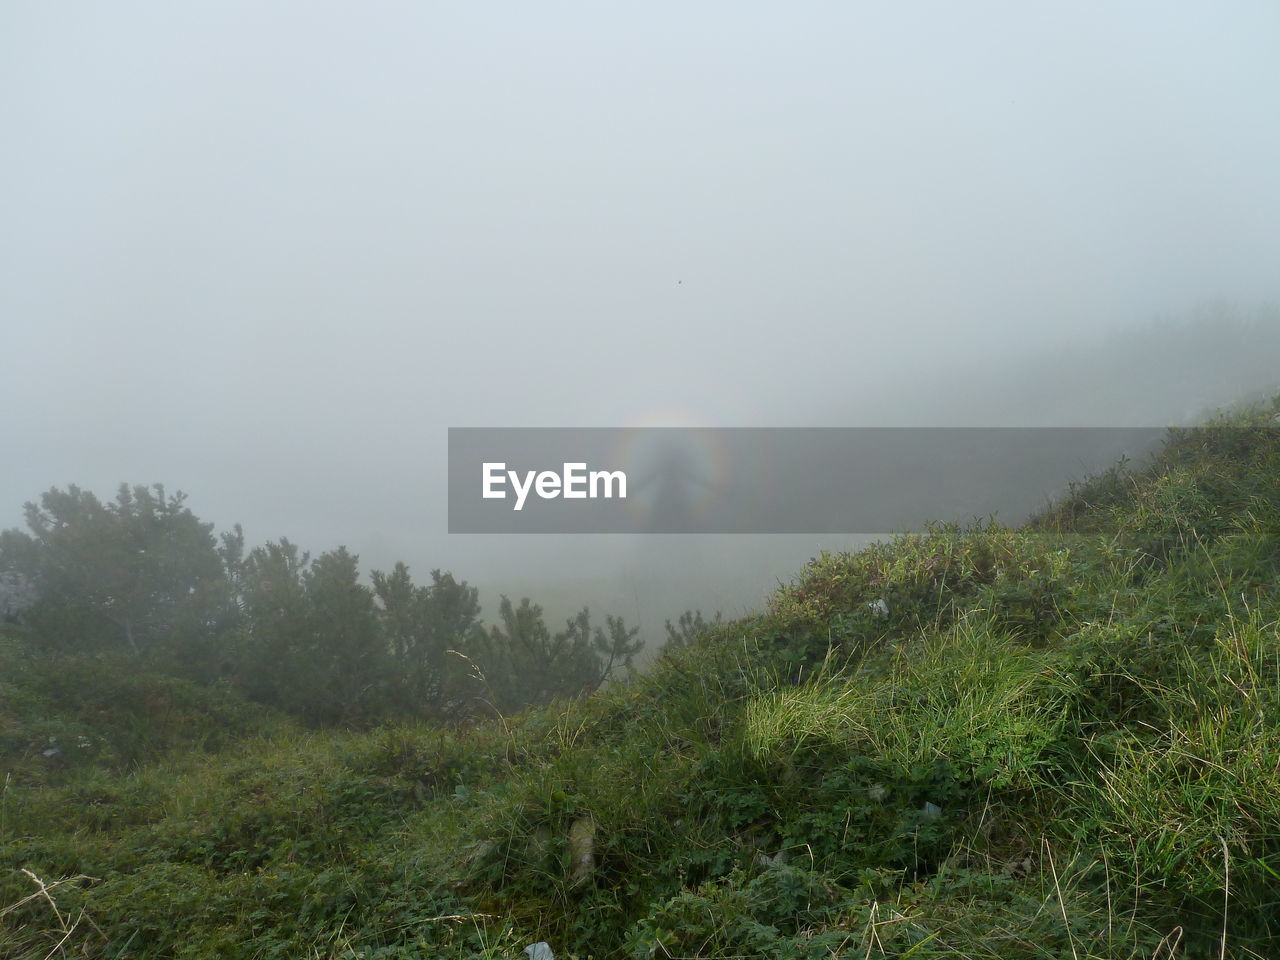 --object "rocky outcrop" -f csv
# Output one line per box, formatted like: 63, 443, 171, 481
0, 569, 37, 621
